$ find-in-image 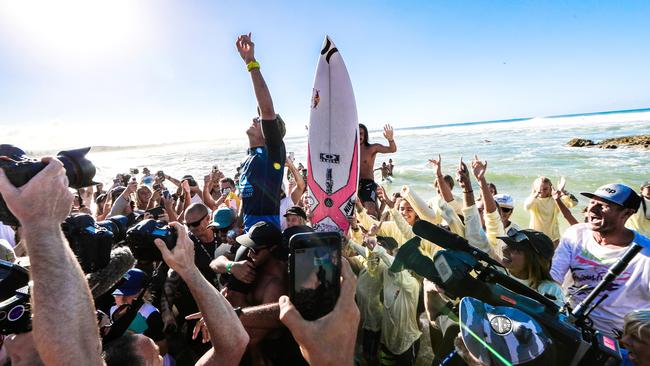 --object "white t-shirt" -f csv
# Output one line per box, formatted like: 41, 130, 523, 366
551, 224, 650, 337
0, 221, 15, 247
279, 196, 294, 231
